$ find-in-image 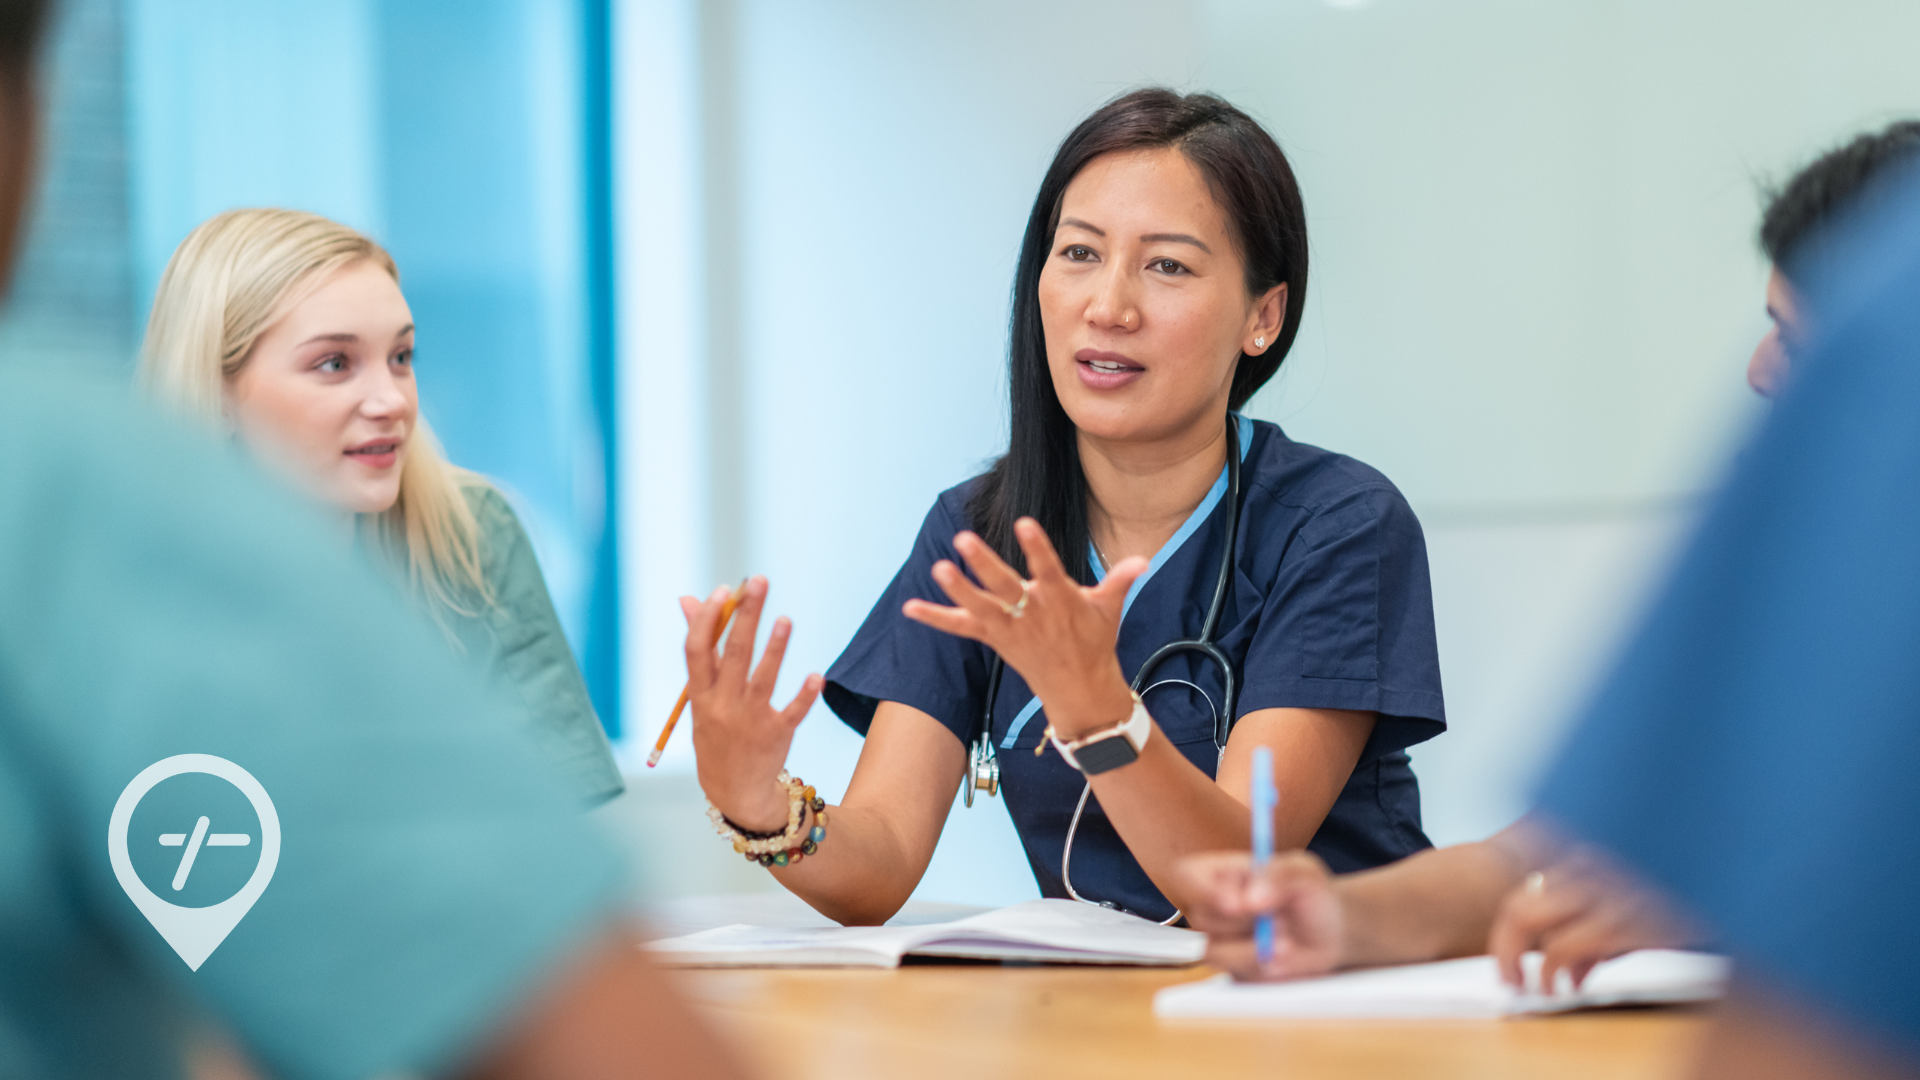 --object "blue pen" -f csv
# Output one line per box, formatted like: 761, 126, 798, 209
1250, 745, 1277, 967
